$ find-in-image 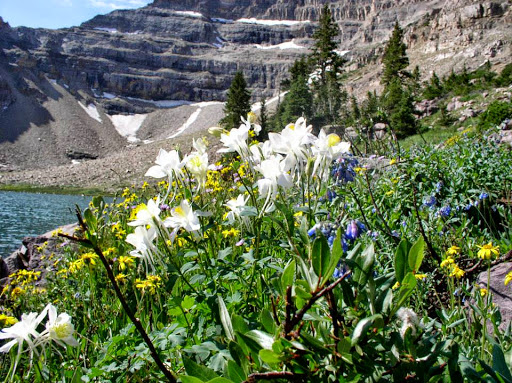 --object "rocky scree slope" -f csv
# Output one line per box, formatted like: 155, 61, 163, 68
0, 0, 510, 178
